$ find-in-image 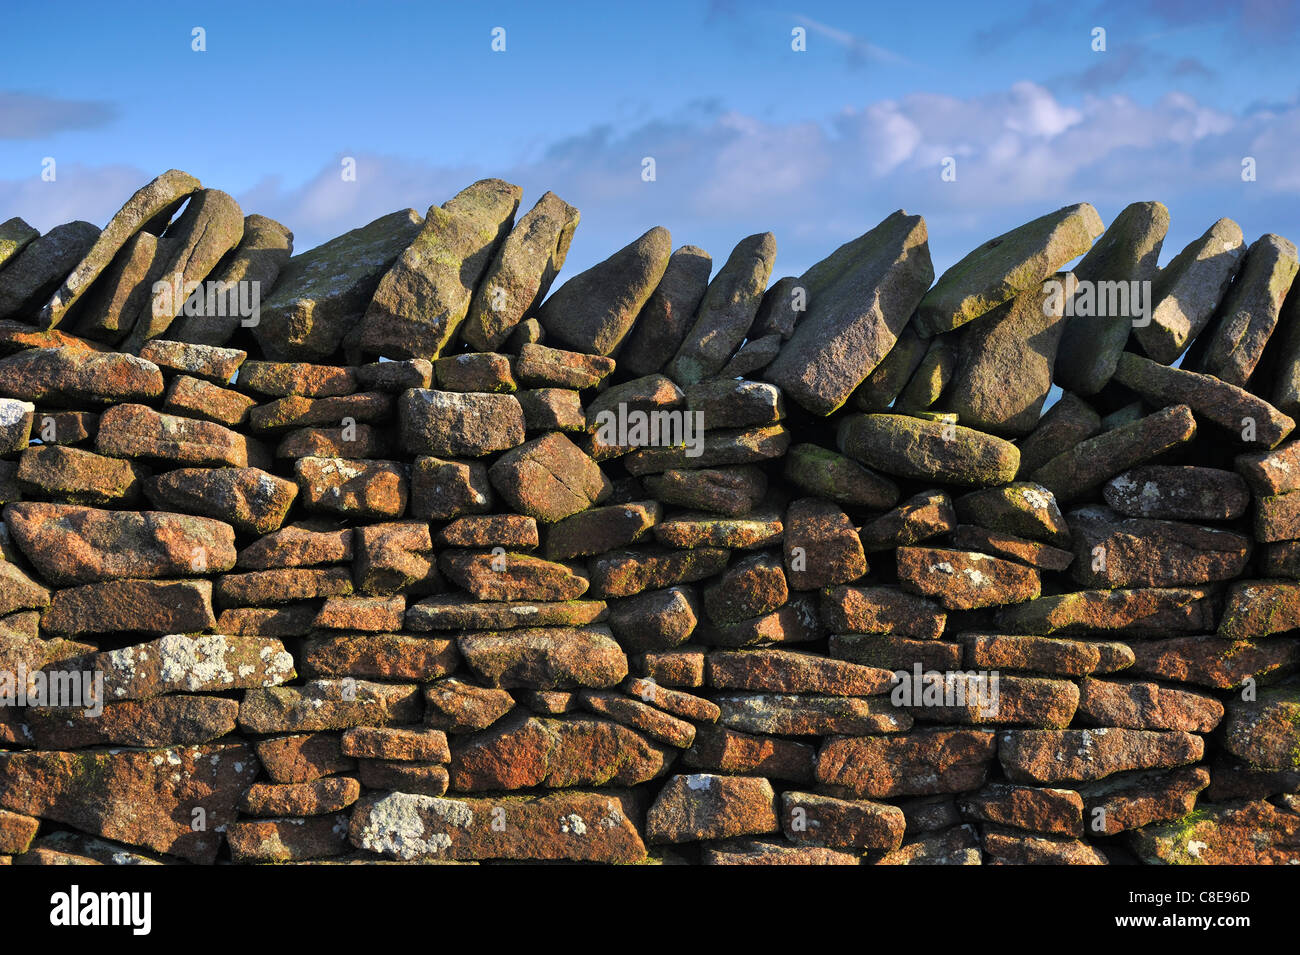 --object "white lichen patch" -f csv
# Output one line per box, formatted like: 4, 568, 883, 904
0, 399, 35, 427
157, 634, 236, 690
355, 793, 471, 861
559, 812, 587, 835
1019, 486, 1052, 511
